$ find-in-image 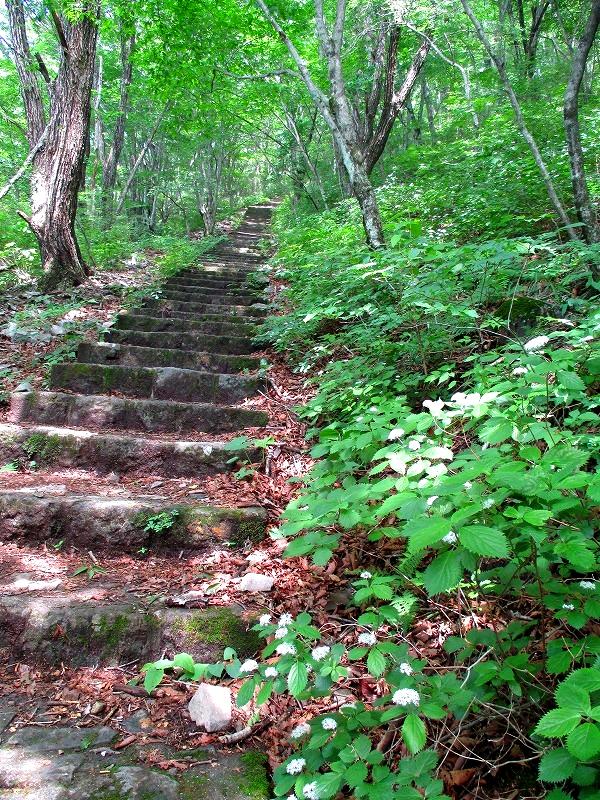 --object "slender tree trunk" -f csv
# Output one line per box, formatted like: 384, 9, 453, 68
7, 0, 100, 291
460, 0, 577, 239
115, 106, 167, 215
564, 1, 600, 244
